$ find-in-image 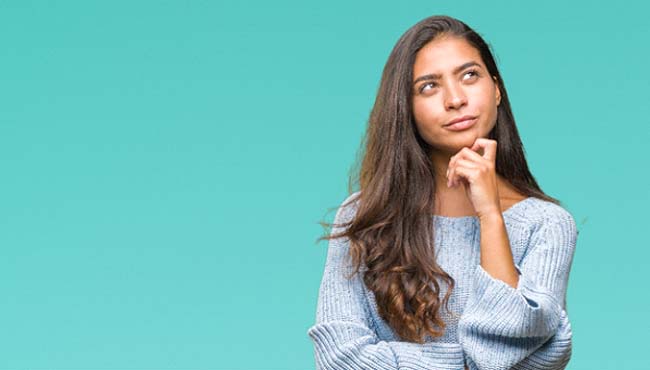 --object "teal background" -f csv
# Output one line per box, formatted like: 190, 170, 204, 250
0, 1, 647, 369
